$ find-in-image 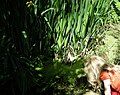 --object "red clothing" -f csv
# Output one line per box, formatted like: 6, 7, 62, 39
100, 71, 120, 95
